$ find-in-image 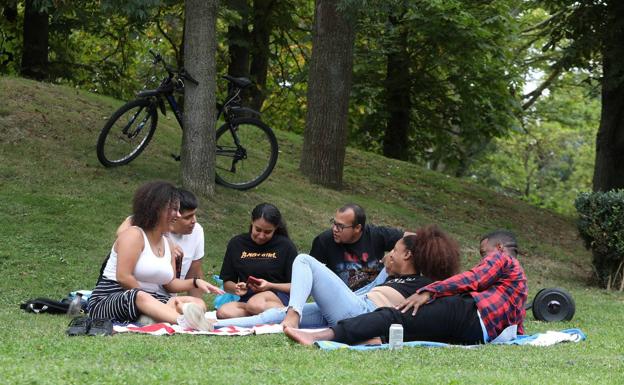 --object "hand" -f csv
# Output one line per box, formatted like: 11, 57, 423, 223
234, 282, 248, 296
173, 245, 184, 267
247, 278, 270, 292
196, 279, 225, 295
395, 291, 432, 316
